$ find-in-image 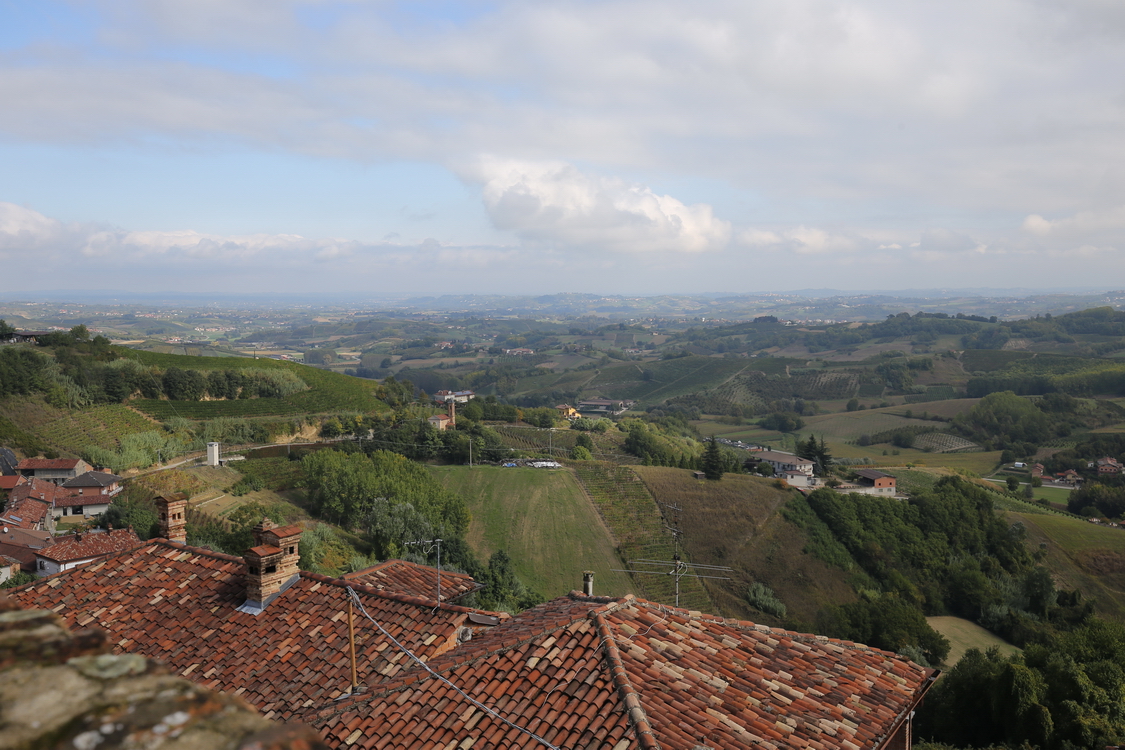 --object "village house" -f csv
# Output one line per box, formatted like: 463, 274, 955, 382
503, 347, 535, 356
0, 554, 20, 583
1058, 469, 1082, 485
752, 449, 815, 477
427, 413, 453, 431
554, 403, 579, 419
15, 457, 93, 485
1094, 456, 1124, 476
50, 471, 123, 521
0, 480, 57, 533
0, 525, 53, 573
34, 527, 141, 577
